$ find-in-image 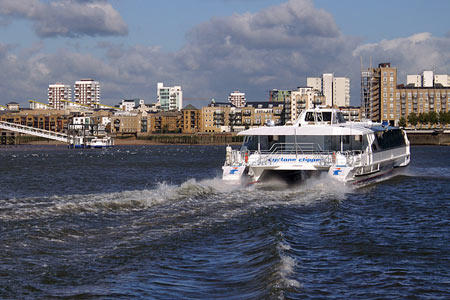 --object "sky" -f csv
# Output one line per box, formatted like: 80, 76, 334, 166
0, 0, 449, 108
